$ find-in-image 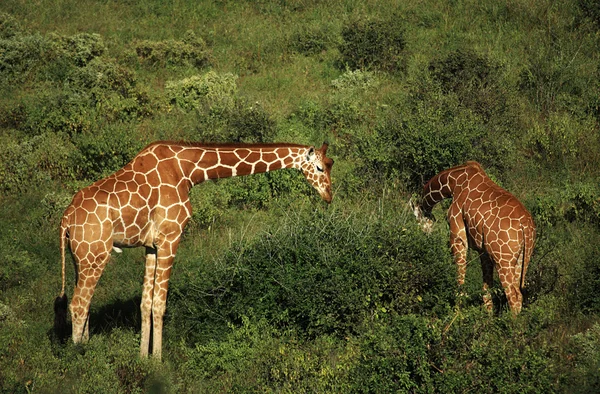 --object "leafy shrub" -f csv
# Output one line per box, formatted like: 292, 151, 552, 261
345, 96, 487, 190
70, 124, 144, 180
288, 24, 336, 55
433, 310, 561, 393
339, 17, 406, 72
349, 315, 438, 393
0, 30, 54, 84
566, 226, 600, 314
331, 69, 379, 92
0, 131, 74, 193
429, 49, 506, 123
170, 202, 456, 343
0, 12, 22, 39
529, 181, 600, 228
525, 112, 594, 166
0, 29, 107, 87
6, 88, 94, 136
58, 32, 105, 67
578, 0, 600, 27
563, 181, 600, 225
135, 30, 210, 68
518, 47, 587, 115
566, 323, 600, 392
188, 181, 231, 229
166, 71, 238, 116
66, 57, 153, 121
226, 100, 276, 143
